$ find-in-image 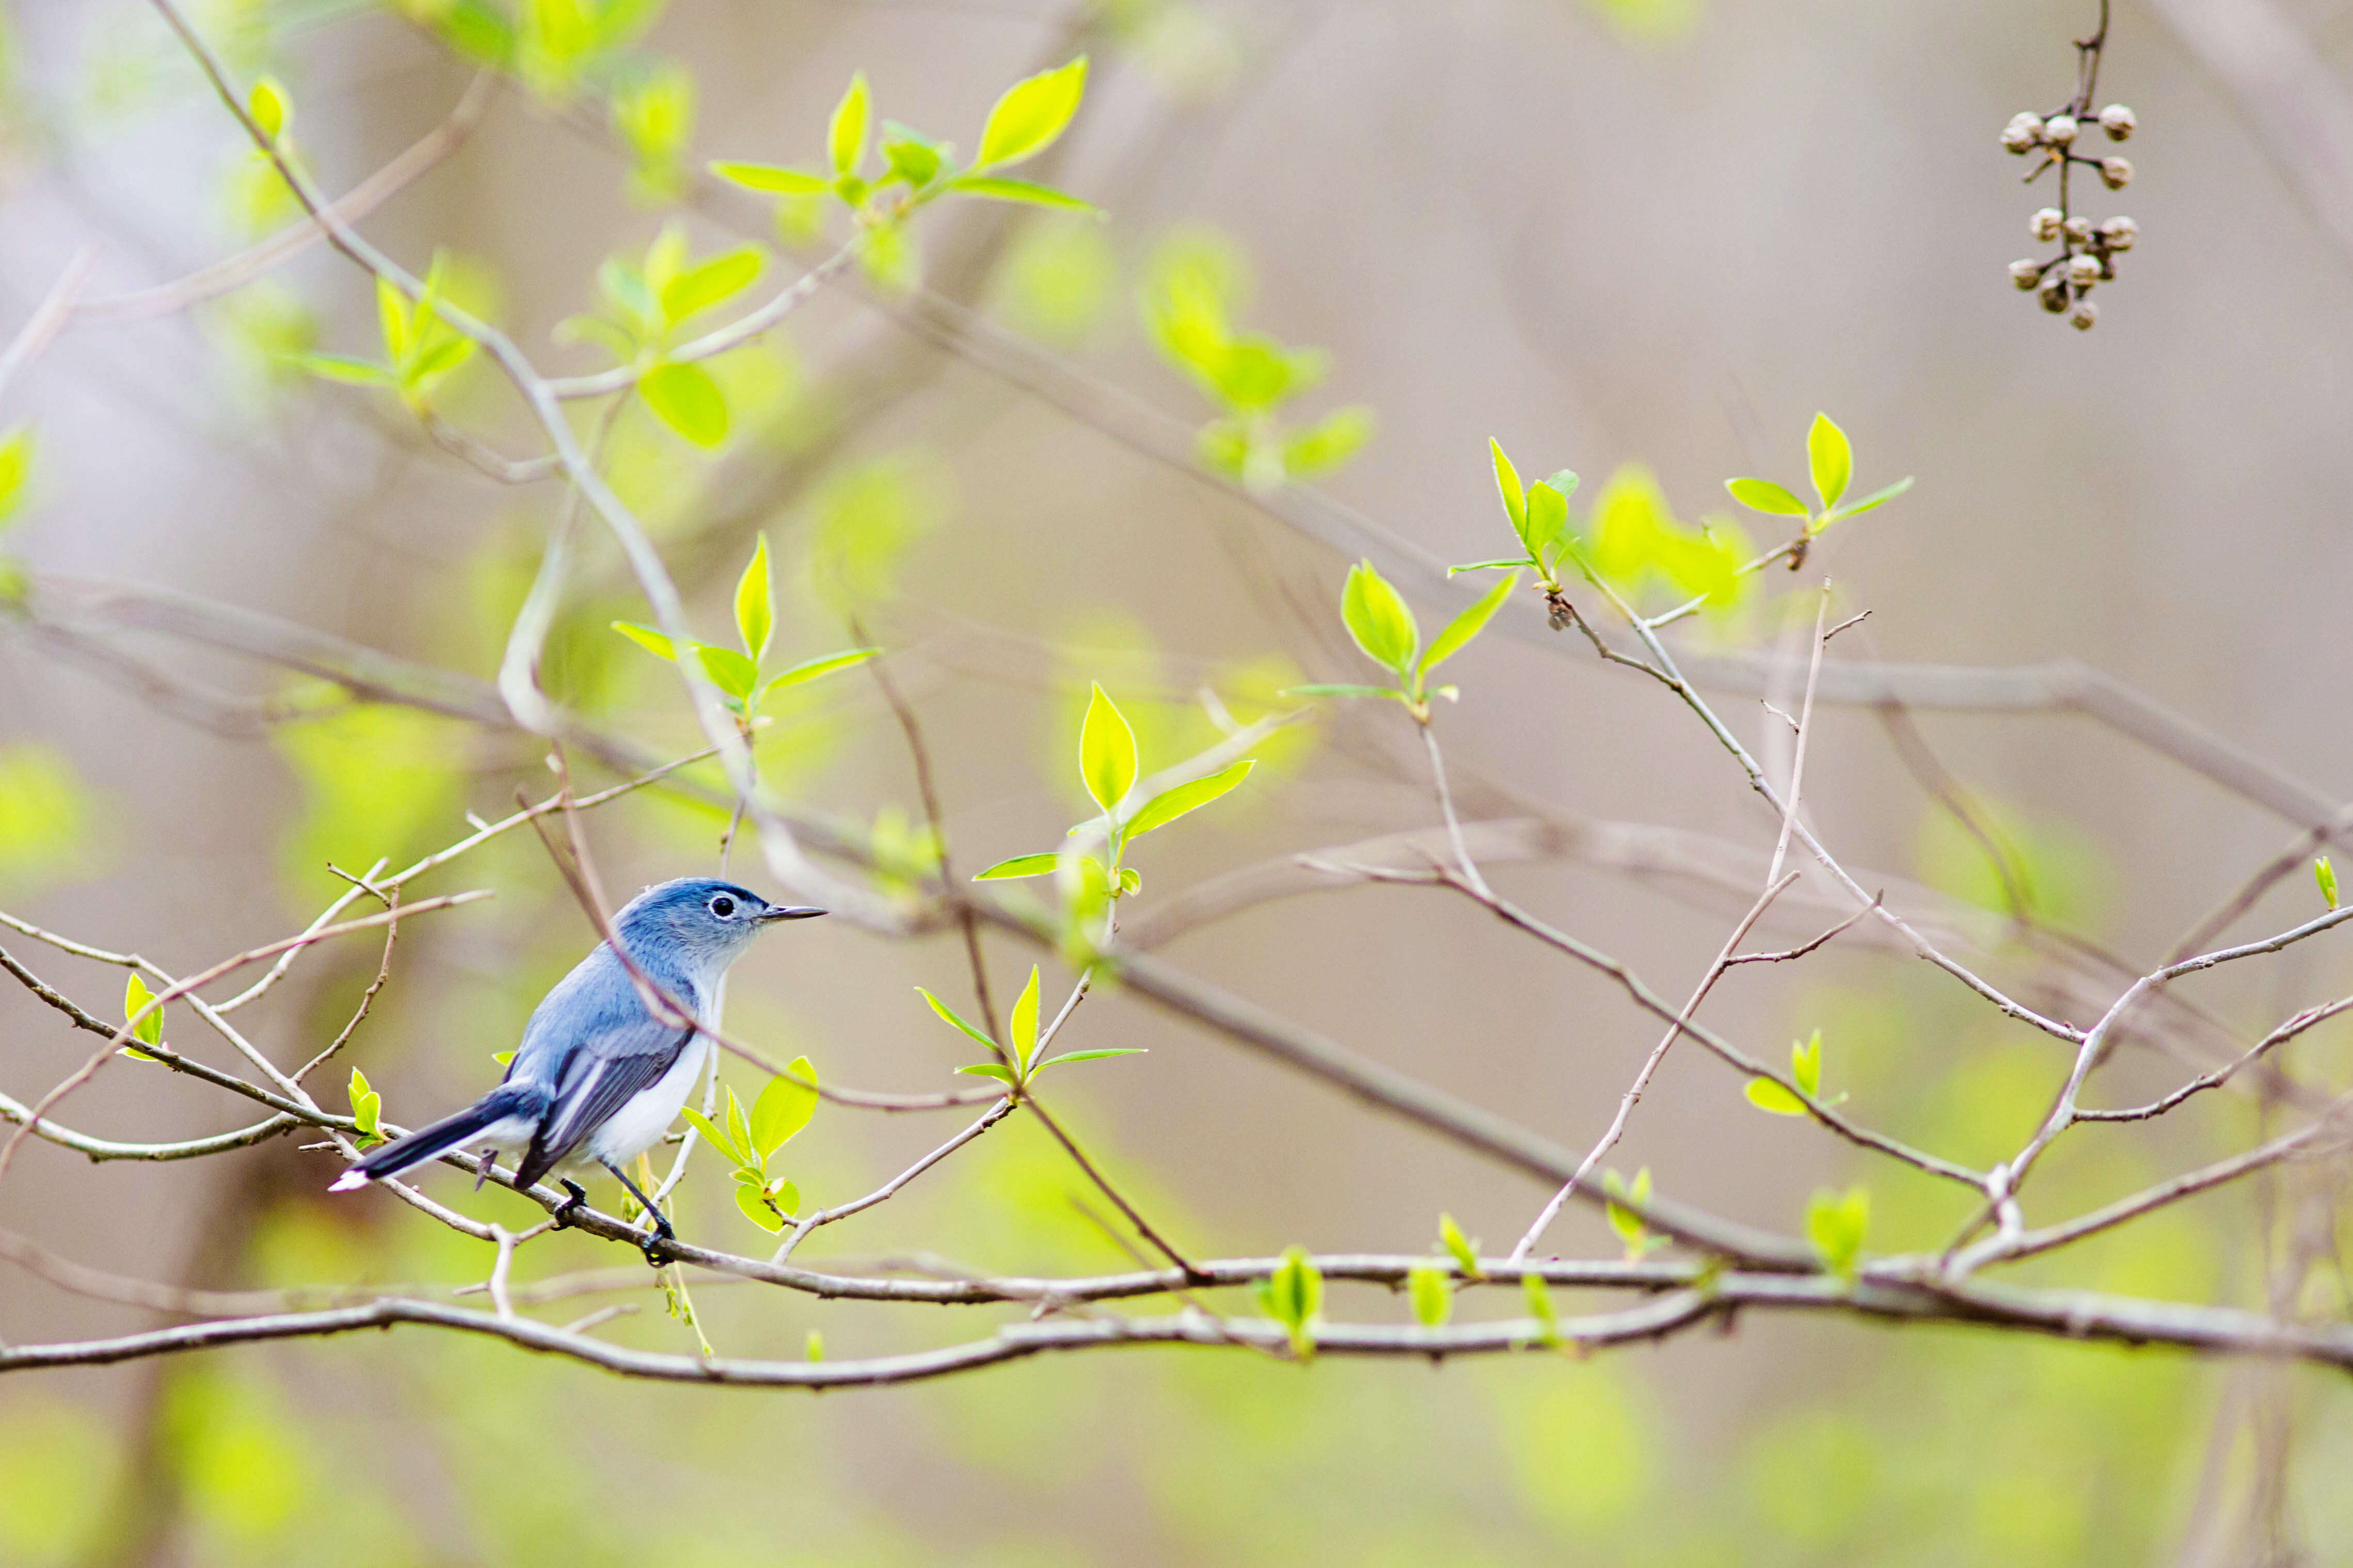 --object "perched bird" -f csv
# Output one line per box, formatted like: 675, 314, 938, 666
329, 877, 823, 1258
